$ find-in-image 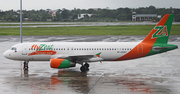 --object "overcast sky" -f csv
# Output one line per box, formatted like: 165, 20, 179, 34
1, 0, 179, 11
